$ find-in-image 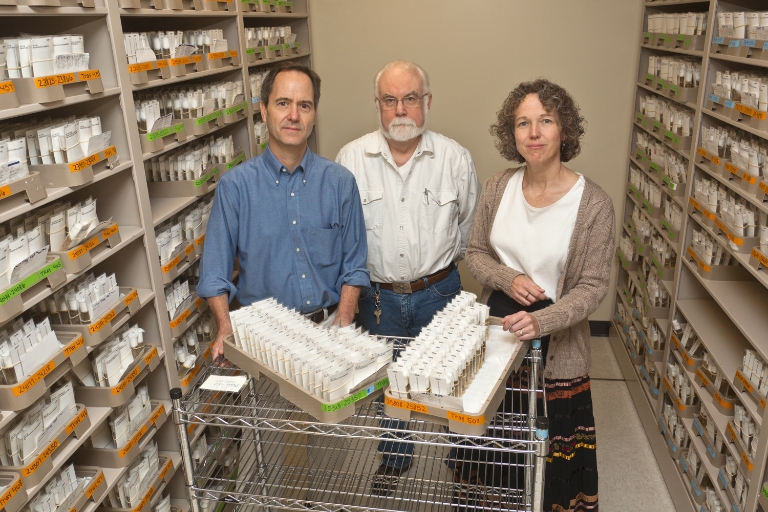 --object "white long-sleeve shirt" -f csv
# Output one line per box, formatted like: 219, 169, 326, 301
336, 130, 480, 283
